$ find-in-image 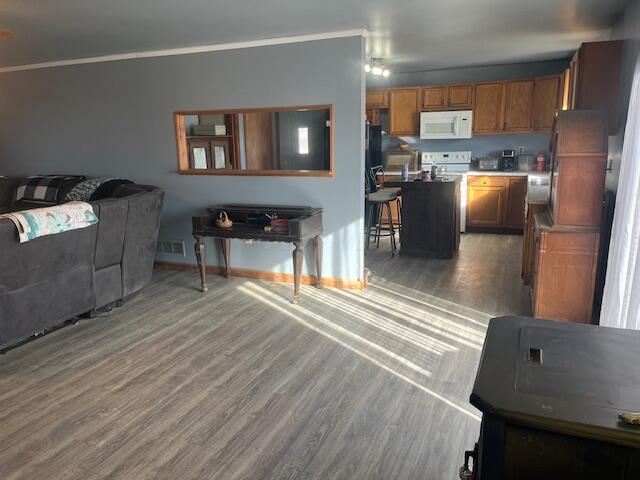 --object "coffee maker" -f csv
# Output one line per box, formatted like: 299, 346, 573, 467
502, 149, 516, 171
